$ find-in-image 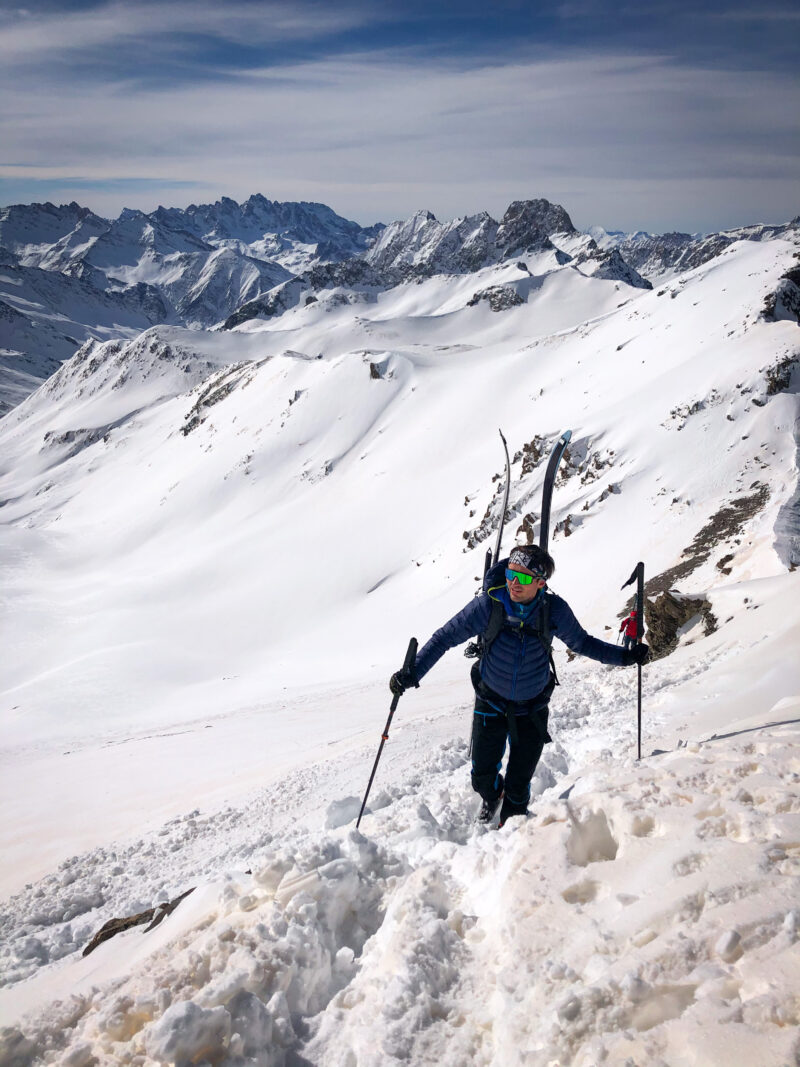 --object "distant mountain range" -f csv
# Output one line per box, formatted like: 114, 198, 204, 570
0, 195, 381, 414
588, 218, 800, 279
1, 194, 797, 414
